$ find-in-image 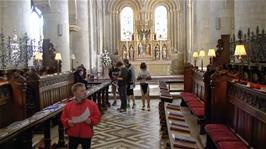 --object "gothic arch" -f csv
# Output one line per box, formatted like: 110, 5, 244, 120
146, 0, 181, 21
146, 0, 180, 12
107, 0, 141, 13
